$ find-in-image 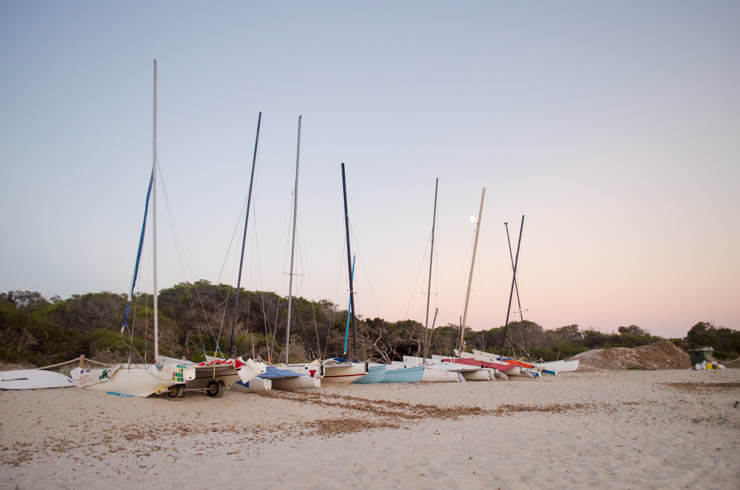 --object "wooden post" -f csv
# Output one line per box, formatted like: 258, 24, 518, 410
79, 354, 85, 368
